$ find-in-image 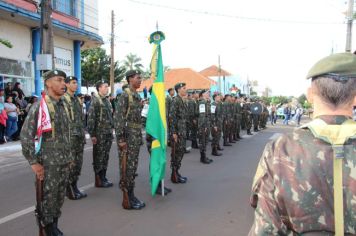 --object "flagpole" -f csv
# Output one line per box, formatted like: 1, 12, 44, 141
161, 179, 164, 196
